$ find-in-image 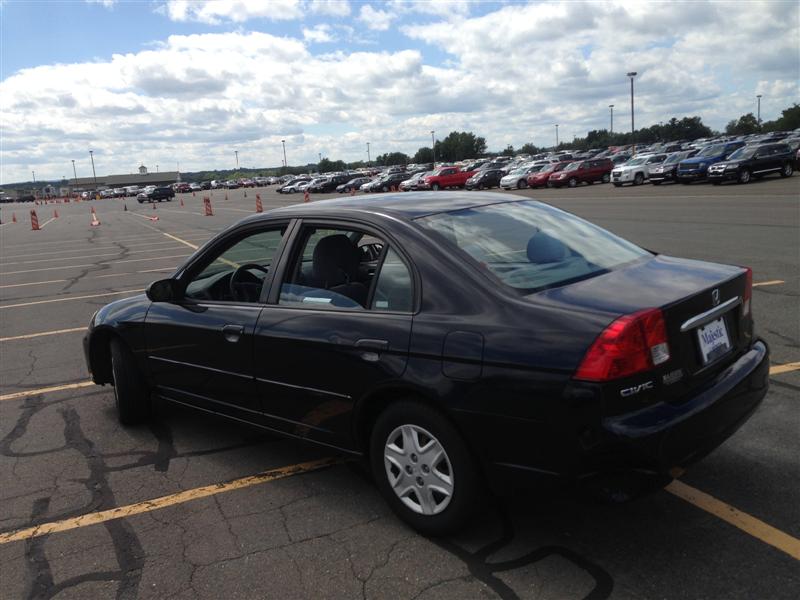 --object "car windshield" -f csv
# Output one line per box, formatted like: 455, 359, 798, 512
664, 153, 684, 164
727, 147, 758, 160
417, 201, 649, 293
563, 162, 580, 171
624, 157, 647, 166
697, 144, 726, 157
